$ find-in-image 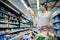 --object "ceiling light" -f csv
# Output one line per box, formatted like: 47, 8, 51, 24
21, 0, 28, 9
